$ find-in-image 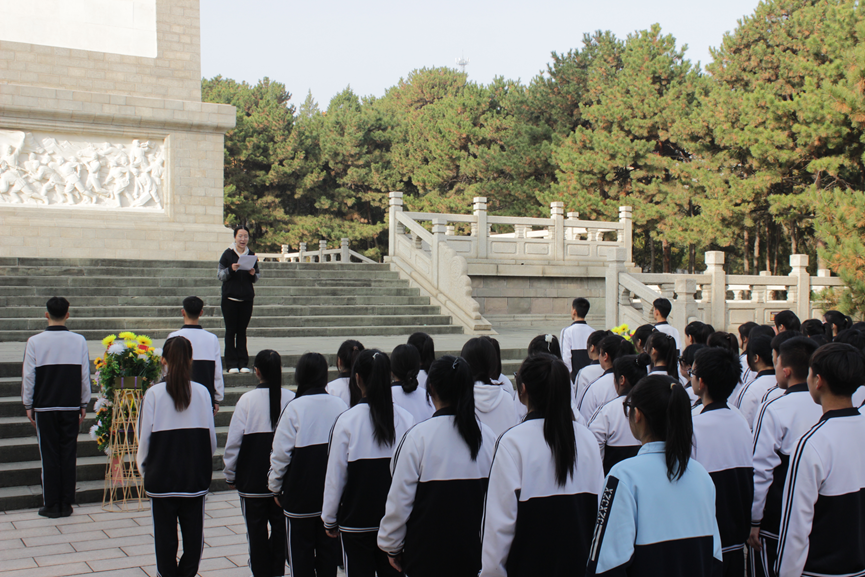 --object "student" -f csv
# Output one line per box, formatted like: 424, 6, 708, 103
773, 310, 800, 334
574, 330, 609, 402
776, 343, 865, 577
22, 297, 90, 518
690, 347, 752, 577
708, 331, 739, 356
390, 344, 434, 423
560, 297, 595, 379
642, 331, 680, 380
378, 356, 496, 577
686, 321, 714, 346
679, 343, 706, 405
326, 339, 363, 407
269, 353, 347, 577
588, 355, 646, 474
218, 226, 260, 374
577, 335, 635, 422
321, 350, 414, 577
487, 337, 515, 396
461, 338, 518, 437
586, 375, 723, 576
137, 337, 217, 577
407, 332, 435, 390
167, 296, 224, 411
834, 329, 865, 406
632, 324, 655, 355
527, 333, 562, 360
748, 336, 820, 577
733, 335, 779, 428
822, 309, 852, 339
223, 350, 294, 577
481, 354, 604, 577
737, 322, 759, 386
800, 318, 824, 338
652, 297, 681, 351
